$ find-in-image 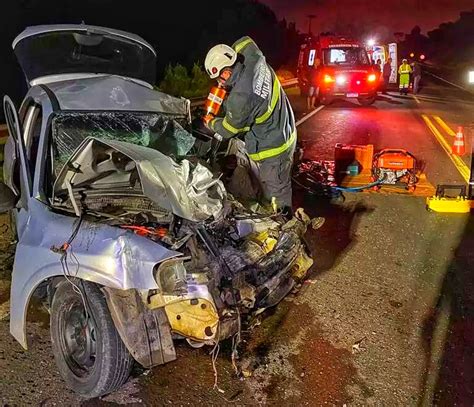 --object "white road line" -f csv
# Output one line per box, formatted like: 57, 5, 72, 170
425, 71, 473, 94
413, 95, 421, 104
295, 105, 325, 127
